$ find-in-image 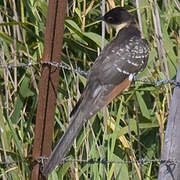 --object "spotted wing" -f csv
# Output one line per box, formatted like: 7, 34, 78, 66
89, 35, 149, 86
